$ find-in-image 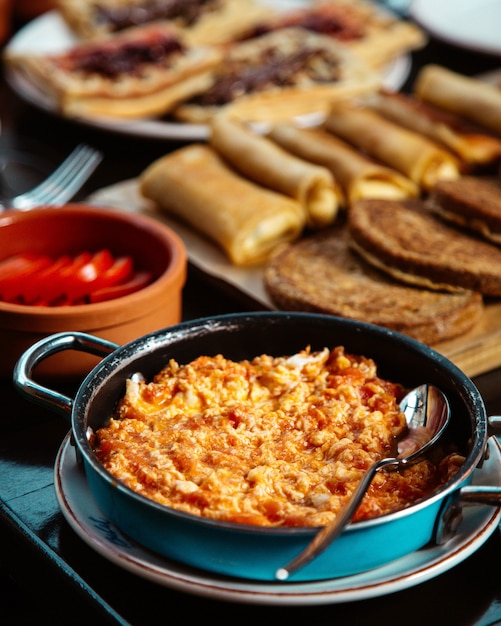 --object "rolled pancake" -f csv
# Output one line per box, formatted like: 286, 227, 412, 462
367, 90, 501, 170
267, 123, 418, 204
324, 102, 460, 190
210, 116, 342, 228
140, 144, 305, 266
414, 65, 501, 137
